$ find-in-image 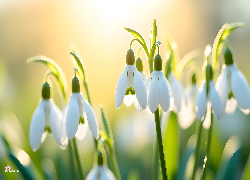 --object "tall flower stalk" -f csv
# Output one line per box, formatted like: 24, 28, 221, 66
125, 20, 168, 180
